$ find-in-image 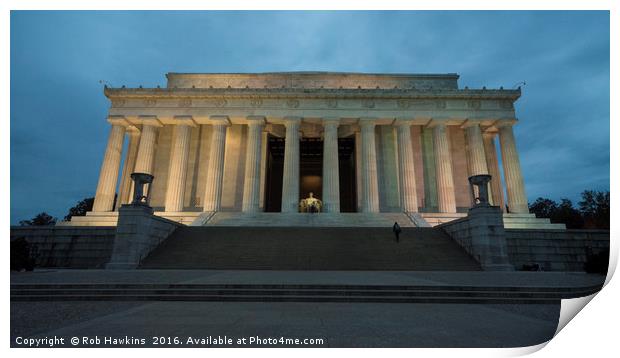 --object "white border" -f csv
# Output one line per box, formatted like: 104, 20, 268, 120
3, 1, 616, 357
